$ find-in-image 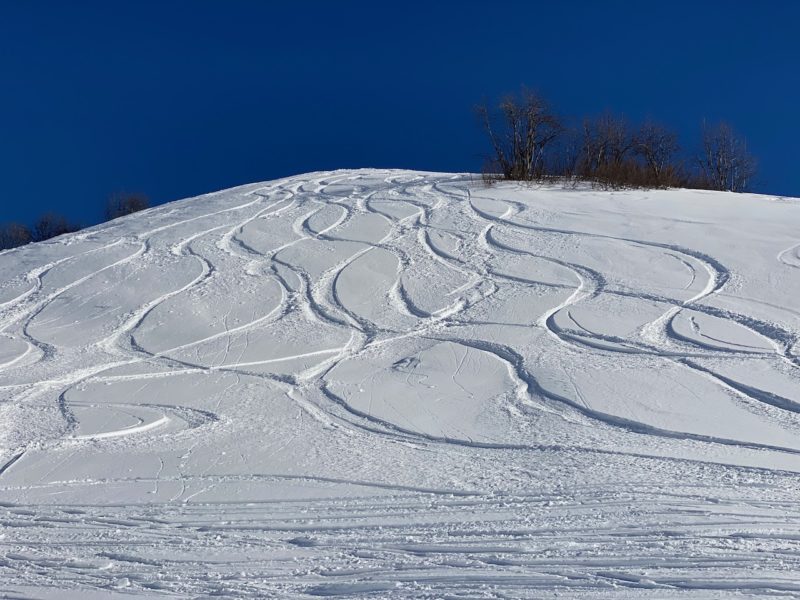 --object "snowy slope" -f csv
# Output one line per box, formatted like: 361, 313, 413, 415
1, 170, 800, 598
